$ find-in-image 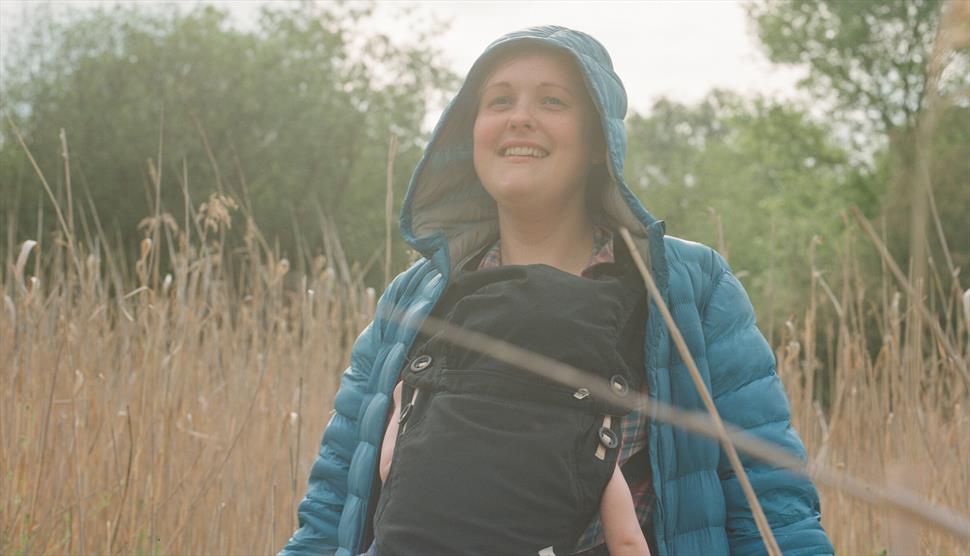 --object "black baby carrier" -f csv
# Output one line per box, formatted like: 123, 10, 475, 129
374, 251, 646, 556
